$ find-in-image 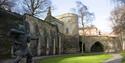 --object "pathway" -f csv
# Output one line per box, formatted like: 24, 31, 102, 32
104, 54, 122, 63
